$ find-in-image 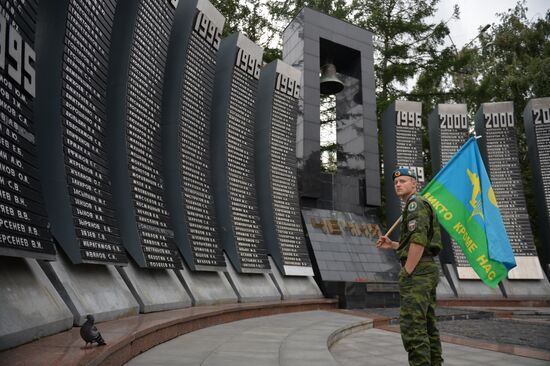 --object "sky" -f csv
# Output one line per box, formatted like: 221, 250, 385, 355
435, 0, 548, 47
